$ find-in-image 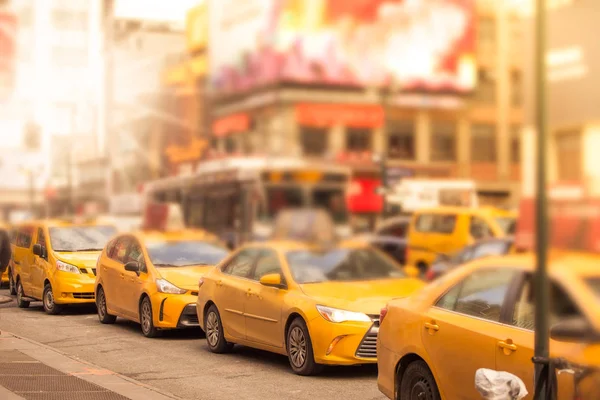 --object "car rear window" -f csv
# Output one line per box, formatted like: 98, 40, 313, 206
415, 214, 457, 234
